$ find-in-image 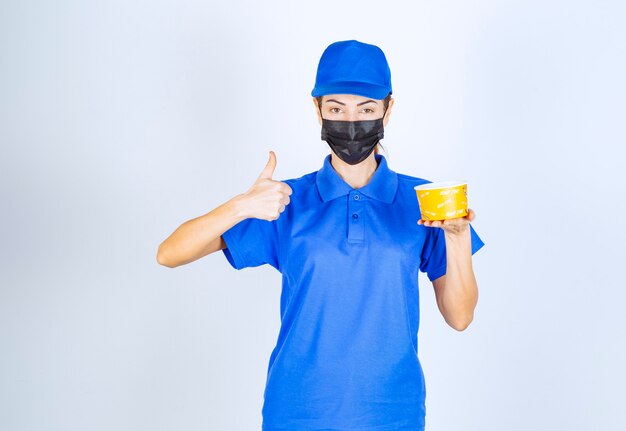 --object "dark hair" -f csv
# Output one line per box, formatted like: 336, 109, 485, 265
315, 93, 392, 156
